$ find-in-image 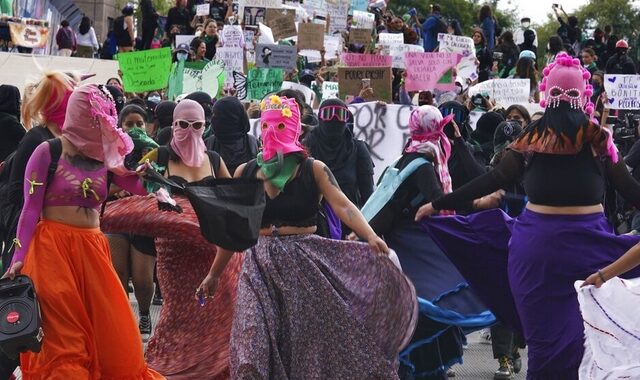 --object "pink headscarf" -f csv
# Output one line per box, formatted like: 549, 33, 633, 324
405, 105, 454, 195
260, 95, 305, 161
62, 84, 134, 176
170, 99, 206, 168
